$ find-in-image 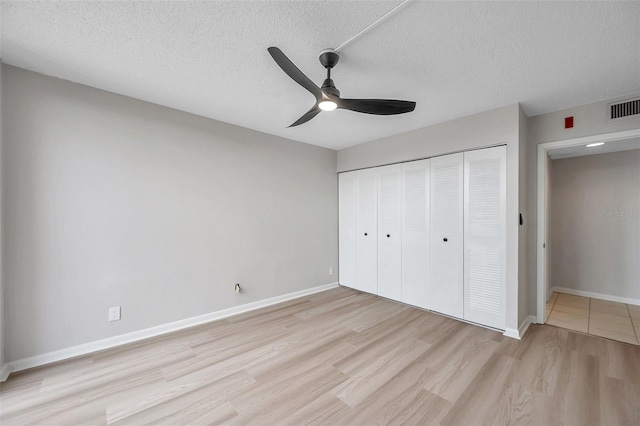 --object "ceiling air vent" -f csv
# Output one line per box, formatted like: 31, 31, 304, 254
608, 97, 640, 121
